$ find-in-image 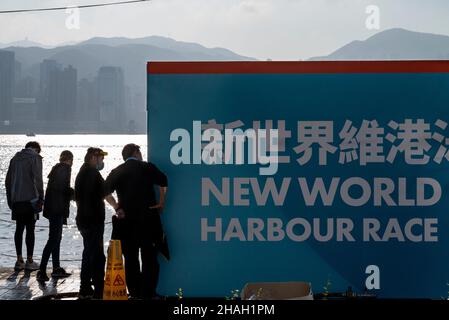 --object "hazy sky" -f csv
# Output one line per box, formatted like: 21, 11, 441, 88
1, 0, 449, 60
